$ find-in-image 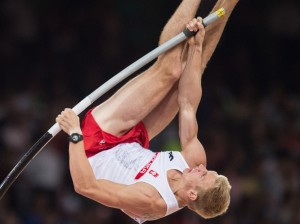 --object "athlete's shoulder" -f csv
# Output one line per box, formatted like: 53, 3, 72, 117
180, 138, 206, 167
